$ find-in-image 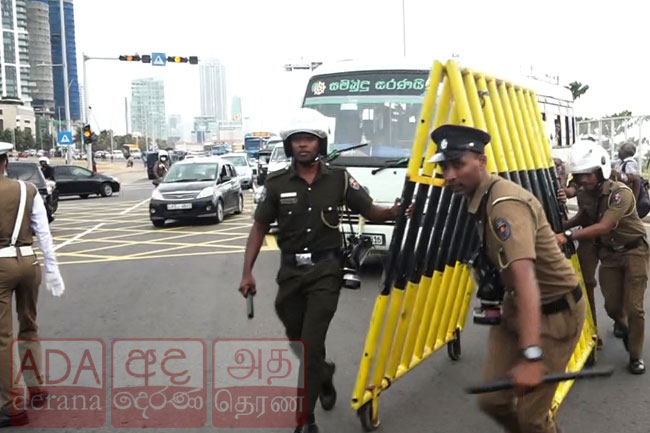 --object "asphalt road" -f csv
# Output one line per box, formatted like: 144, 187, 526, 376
11, 175, 650, 432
